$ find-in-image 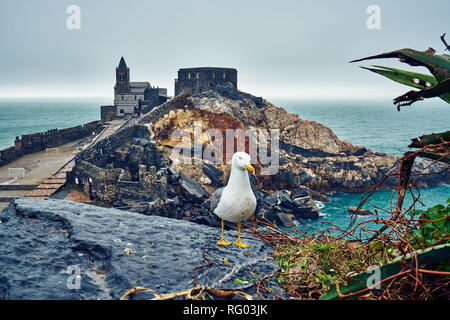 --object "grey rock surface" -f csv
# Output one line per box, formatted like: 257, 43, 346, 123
256, 189, 321, 224
178, 173, 209, 203
0, 198, 280, 300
